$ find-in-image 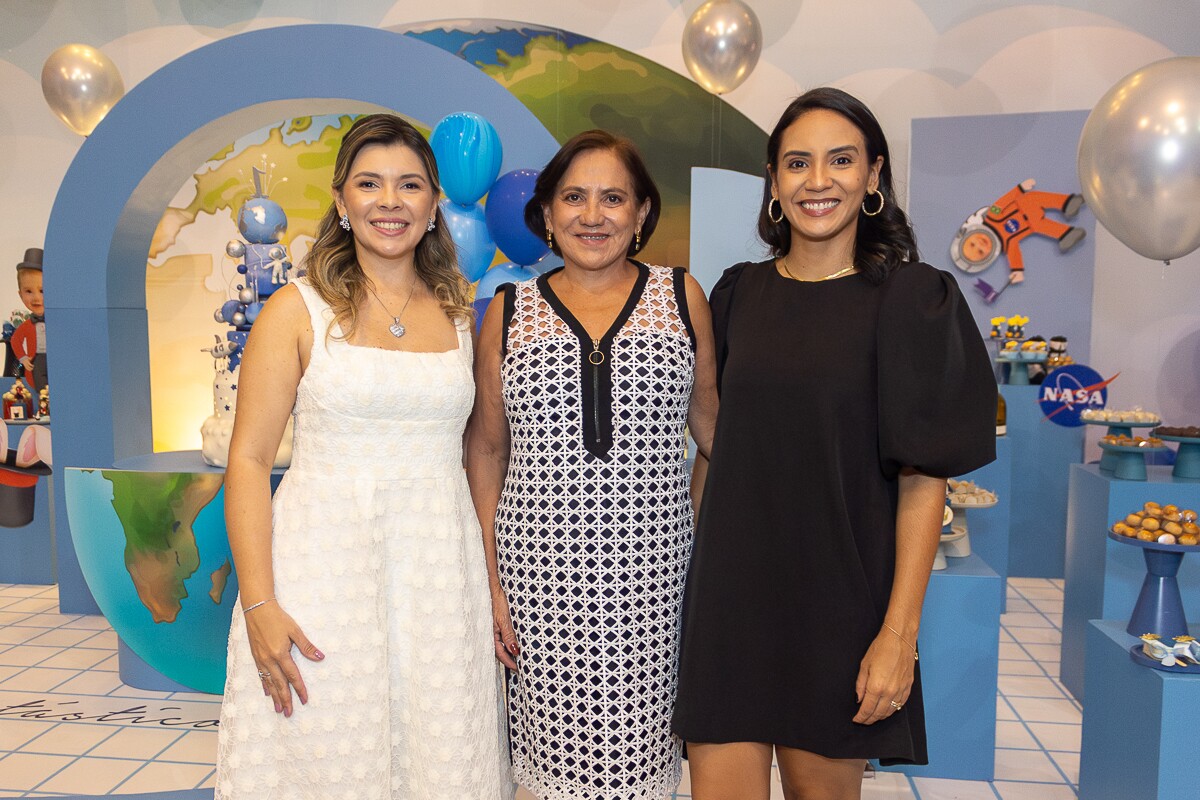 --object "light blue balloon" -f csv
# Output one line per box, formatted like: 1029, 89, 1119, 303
431, 112, 504, 206
527, 252, 564, 275
476, 261, 537, 300
440, 199, 496, 282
